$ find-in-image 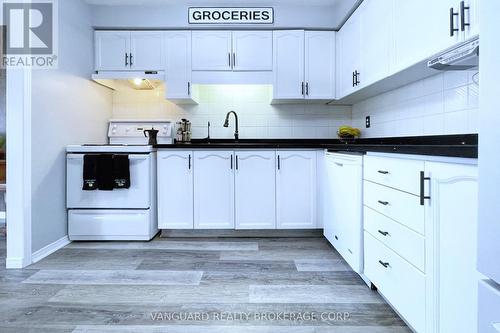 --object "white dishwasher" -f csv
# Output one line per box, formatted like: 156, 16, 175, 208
324, 151, 364, 274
